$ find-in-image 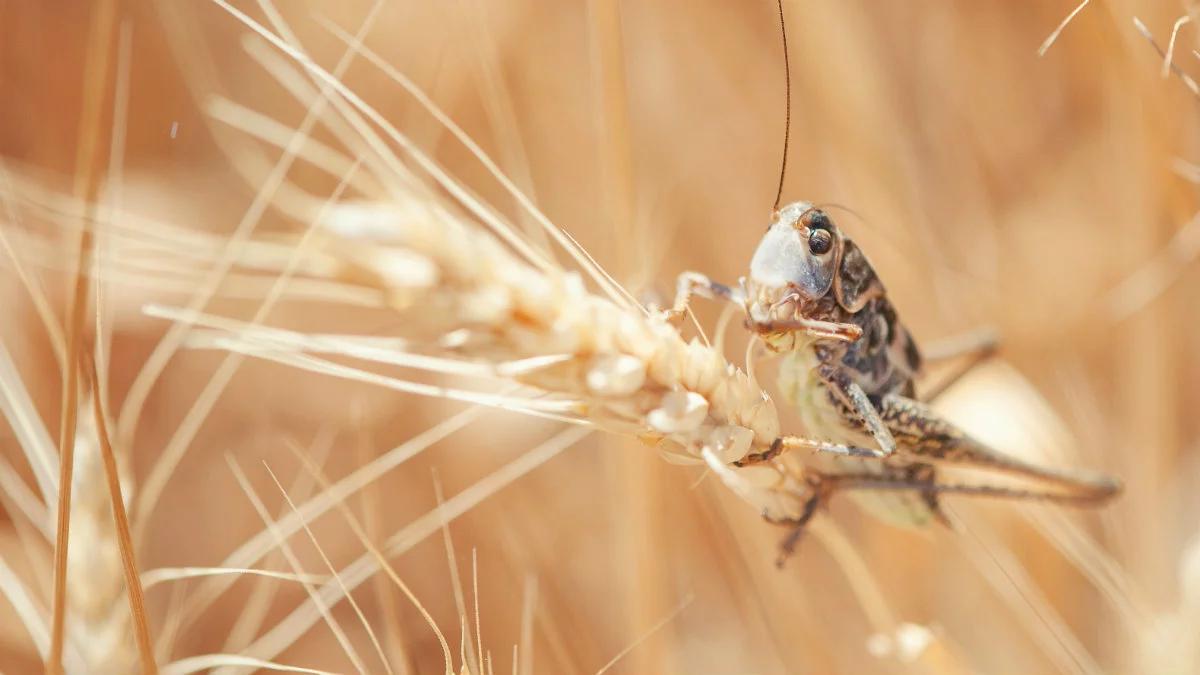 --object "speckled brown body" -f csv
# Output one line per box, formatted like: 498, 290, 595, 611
761, 275, 951, 525
666, 201, 1119, 543
739, 202, 1118, 529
